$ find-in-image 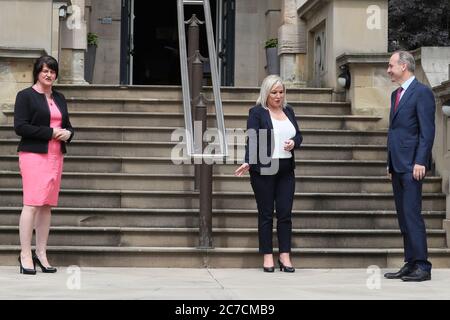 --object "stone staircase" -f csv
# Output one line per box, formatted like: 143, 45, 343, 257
0, 85, 448, 268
